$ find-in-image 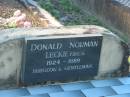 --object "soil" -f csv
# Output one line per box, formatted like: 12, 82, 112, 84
0, 0, 48, 28
37, 0, 103, 26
